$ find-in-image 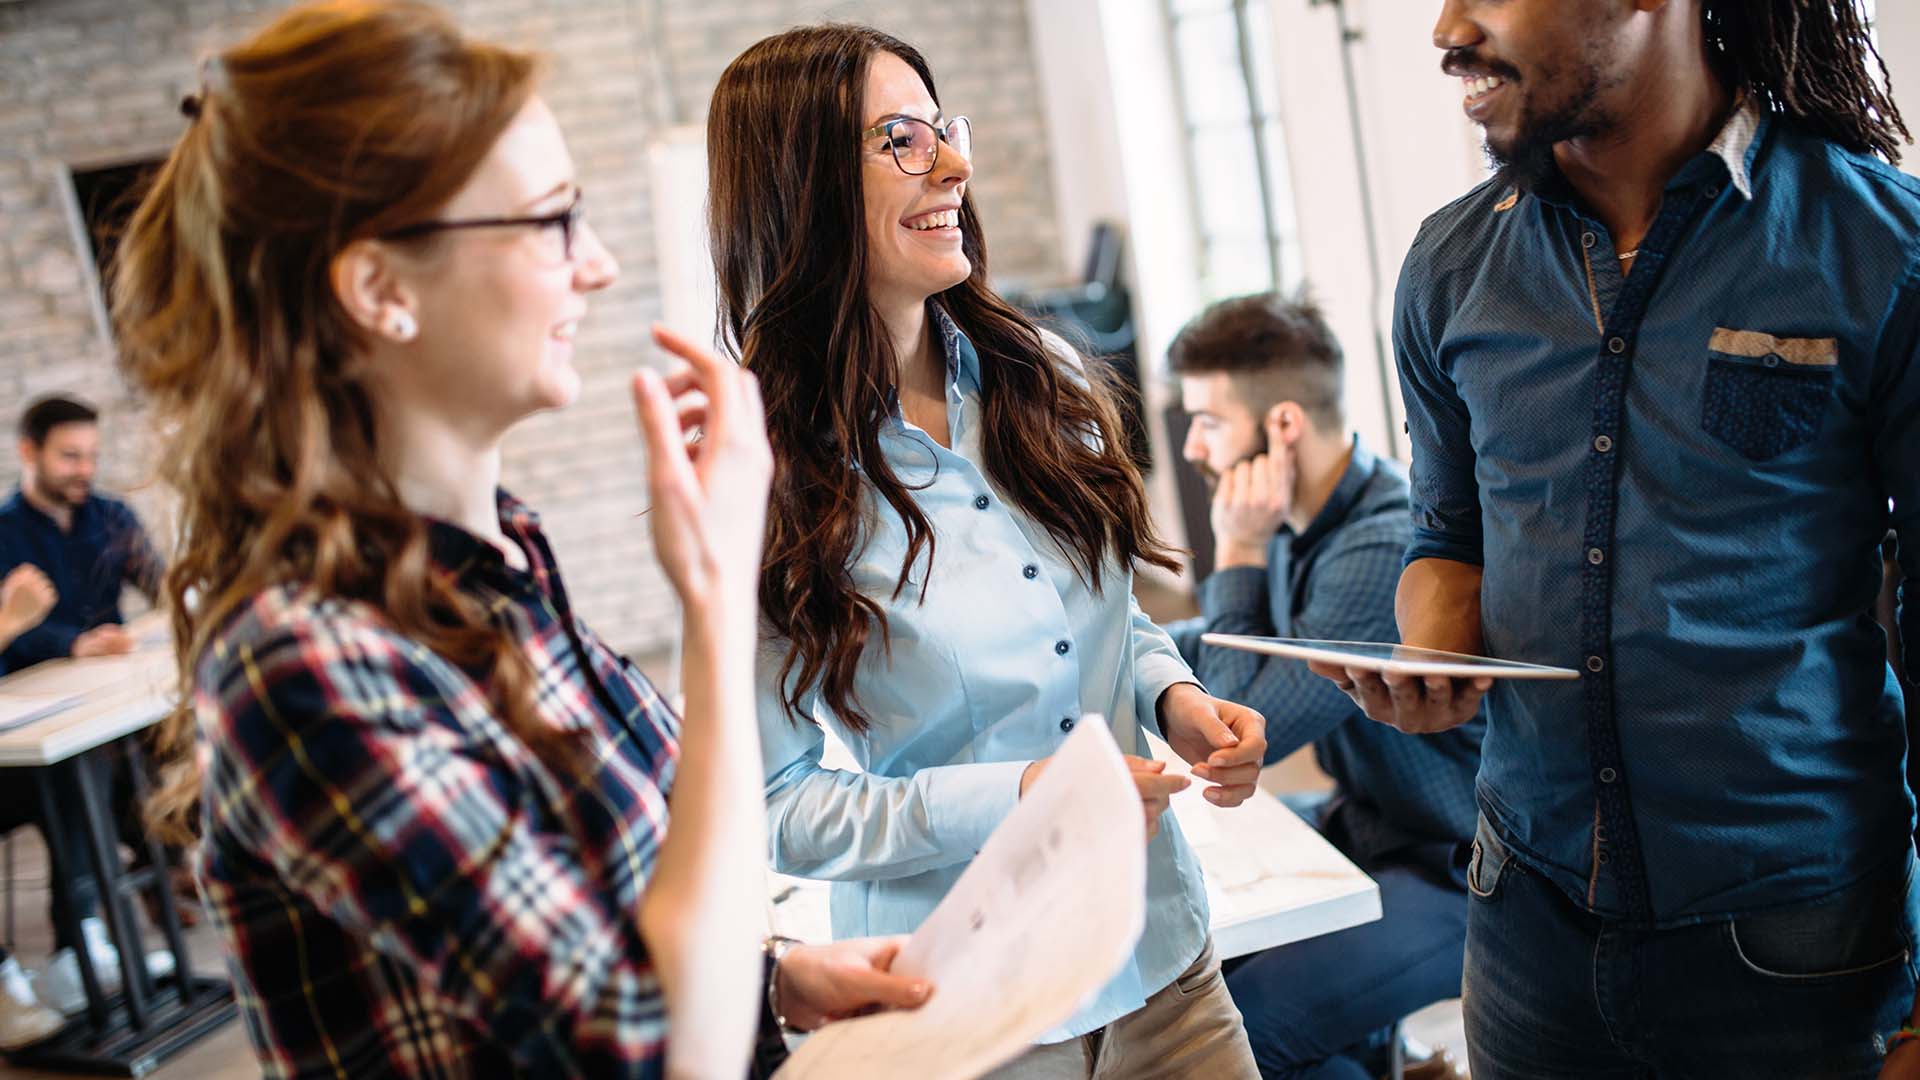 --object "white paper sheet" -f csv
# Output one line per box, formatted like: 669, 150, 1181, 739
0, 691, 82, 733
775, 718, 1147, 1080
